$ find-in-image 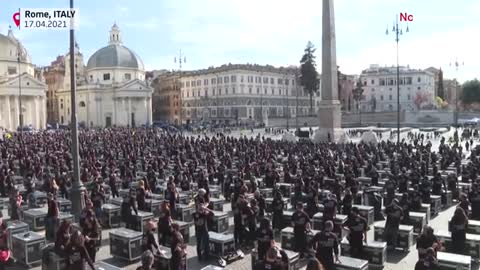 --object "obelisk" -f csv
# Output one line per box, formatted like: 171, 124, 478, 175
314, 0, 344, 142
